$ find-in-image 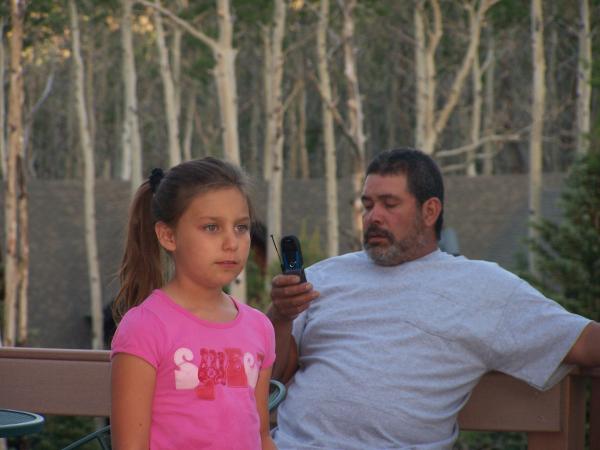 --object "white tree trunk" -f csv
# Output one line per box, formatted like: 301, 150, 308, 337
414, 2, 427, 150
121, 0, 143, 190
265, 0, 287, 273
137, 0, 241, 165
575, 0, 591, 156
298, 83, 310, 180
468, 8, 482, 177
262, 28, 273, 181
482, 29, 496, 175
288, 91, 298, 177
214, 0, 240, 165
3, 0, 26, 347
153, 2, 181, 167
422, 0, 442, 155
341, 0, 366, 249
17, 156, 28, 345
172, 4, 183, 129
130, 0, 246, 298
528, 0, 545, 275
70, 0, 104, 349
182, 89, 195, 161
318, 0, 338, 257
213, 0, 244, 298
416, 0, 496, 155
248, 68, 261, 175
0, 18, 6, 178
